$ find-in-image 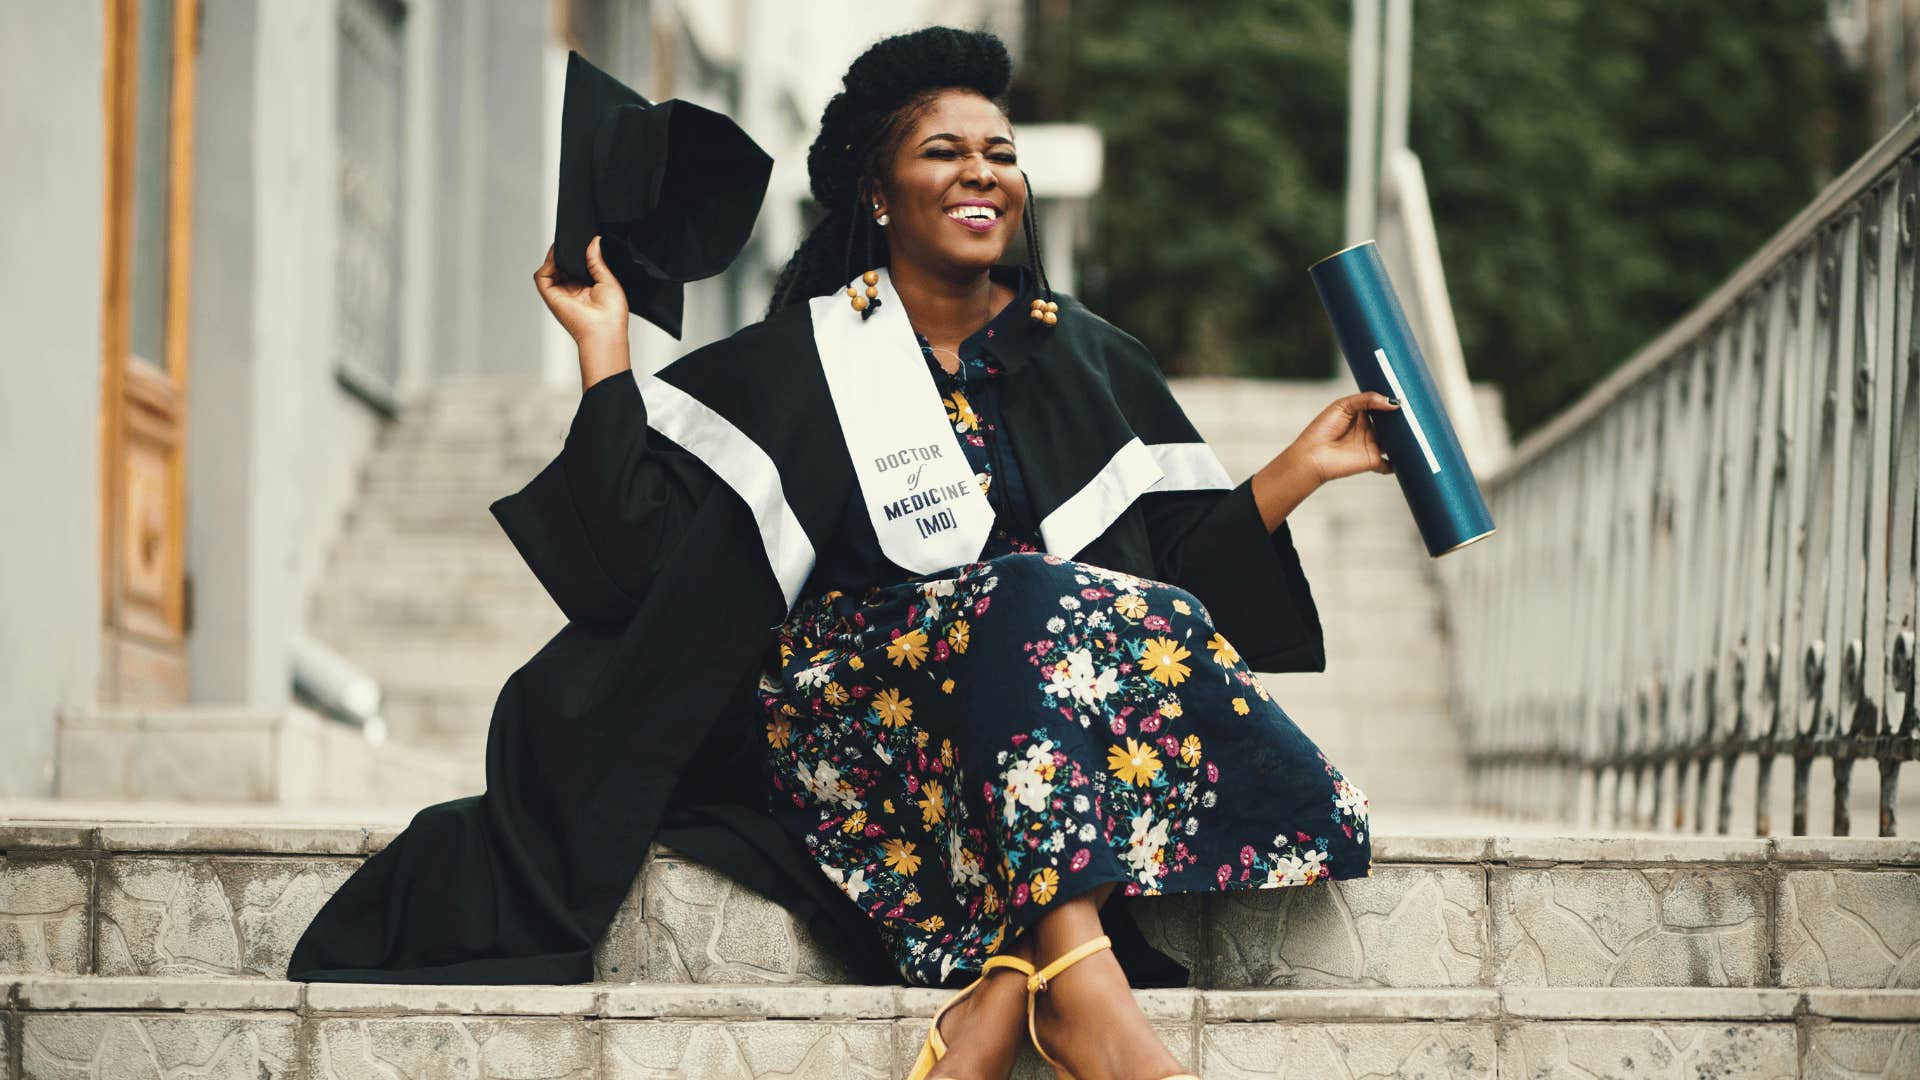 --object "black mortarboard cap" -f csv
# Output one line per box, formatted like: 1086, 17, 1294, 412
554, 50, 773, 339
